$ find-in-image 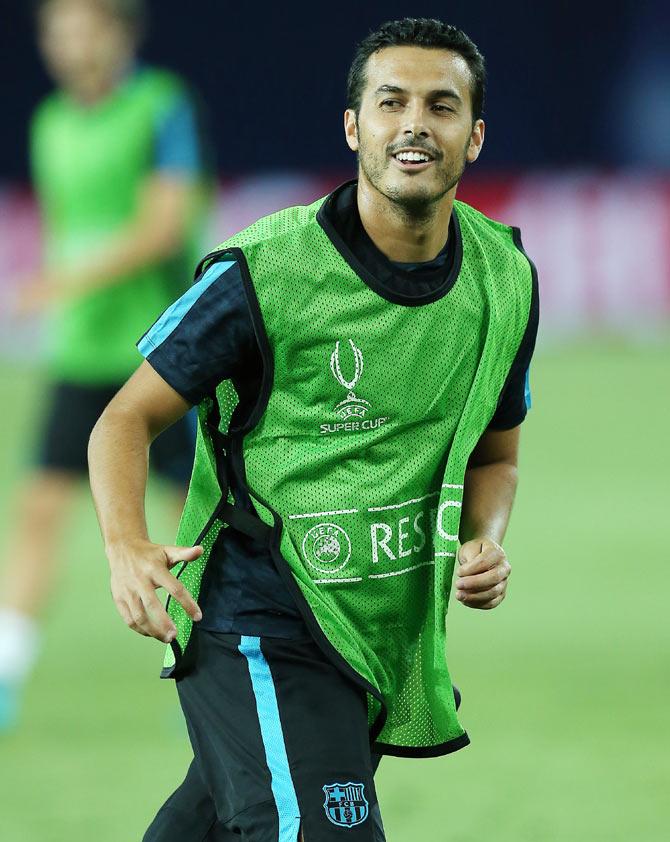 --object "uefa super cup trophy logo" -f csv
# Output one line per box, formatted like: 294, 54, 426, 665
330, 339, 371, 420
